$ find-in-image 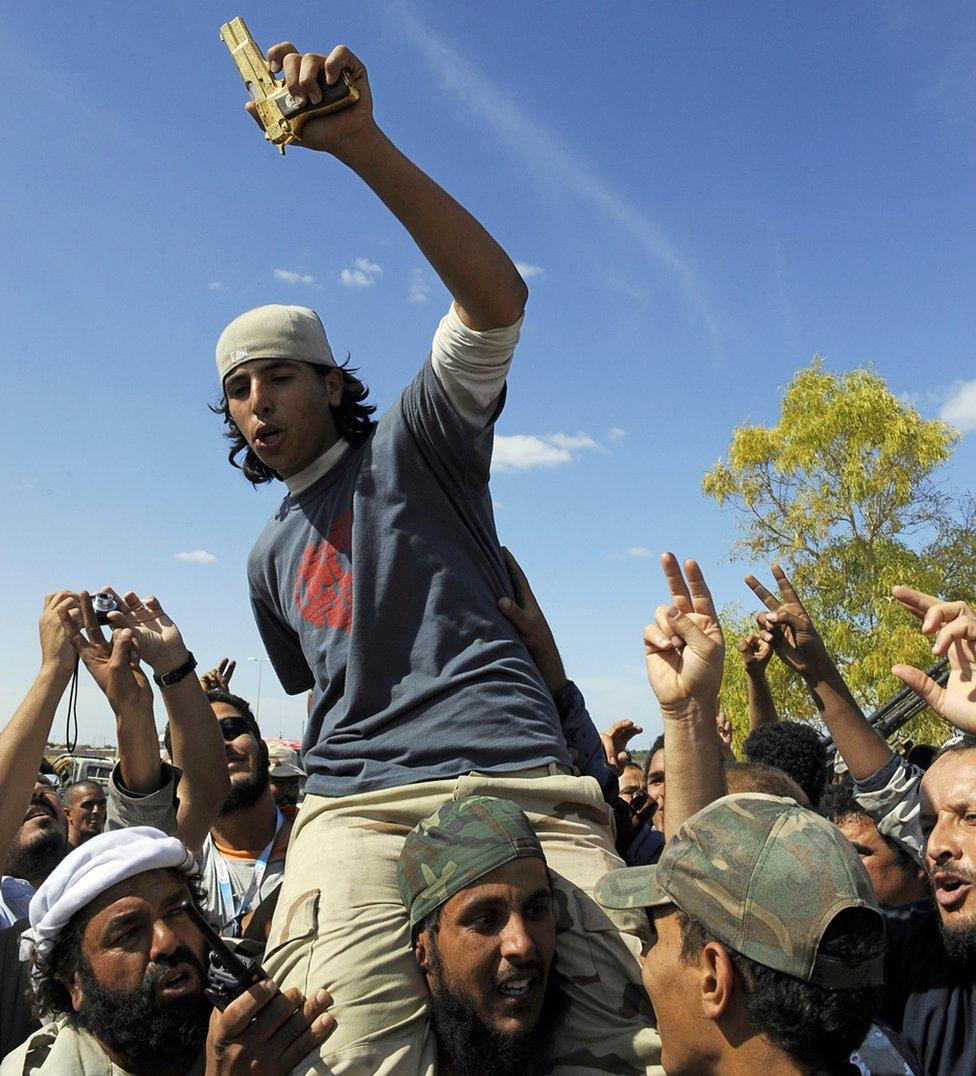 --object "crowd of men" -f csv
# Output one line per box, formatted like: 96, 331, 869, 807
2, 32, 975, 1076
